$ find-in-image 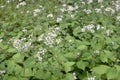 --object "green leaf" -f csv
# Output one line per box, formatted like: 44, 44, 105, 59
24, 68, 33, 77
100, 53, 108, 63
64, 62, 75, 72
0, 43, 8, 49
115, 65, 120, 72
76, 61, 89, 70
65, 73, 74, 80
107, 68, 118, 79
0, 32, 4, 38
64, 52, 76, 59
7, 47, 17, 53
77, 45, 87, 50
73, 27, 80, 36
7, 76, 18, 80
91, 65, 110, 75
12, 53, 24, 63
